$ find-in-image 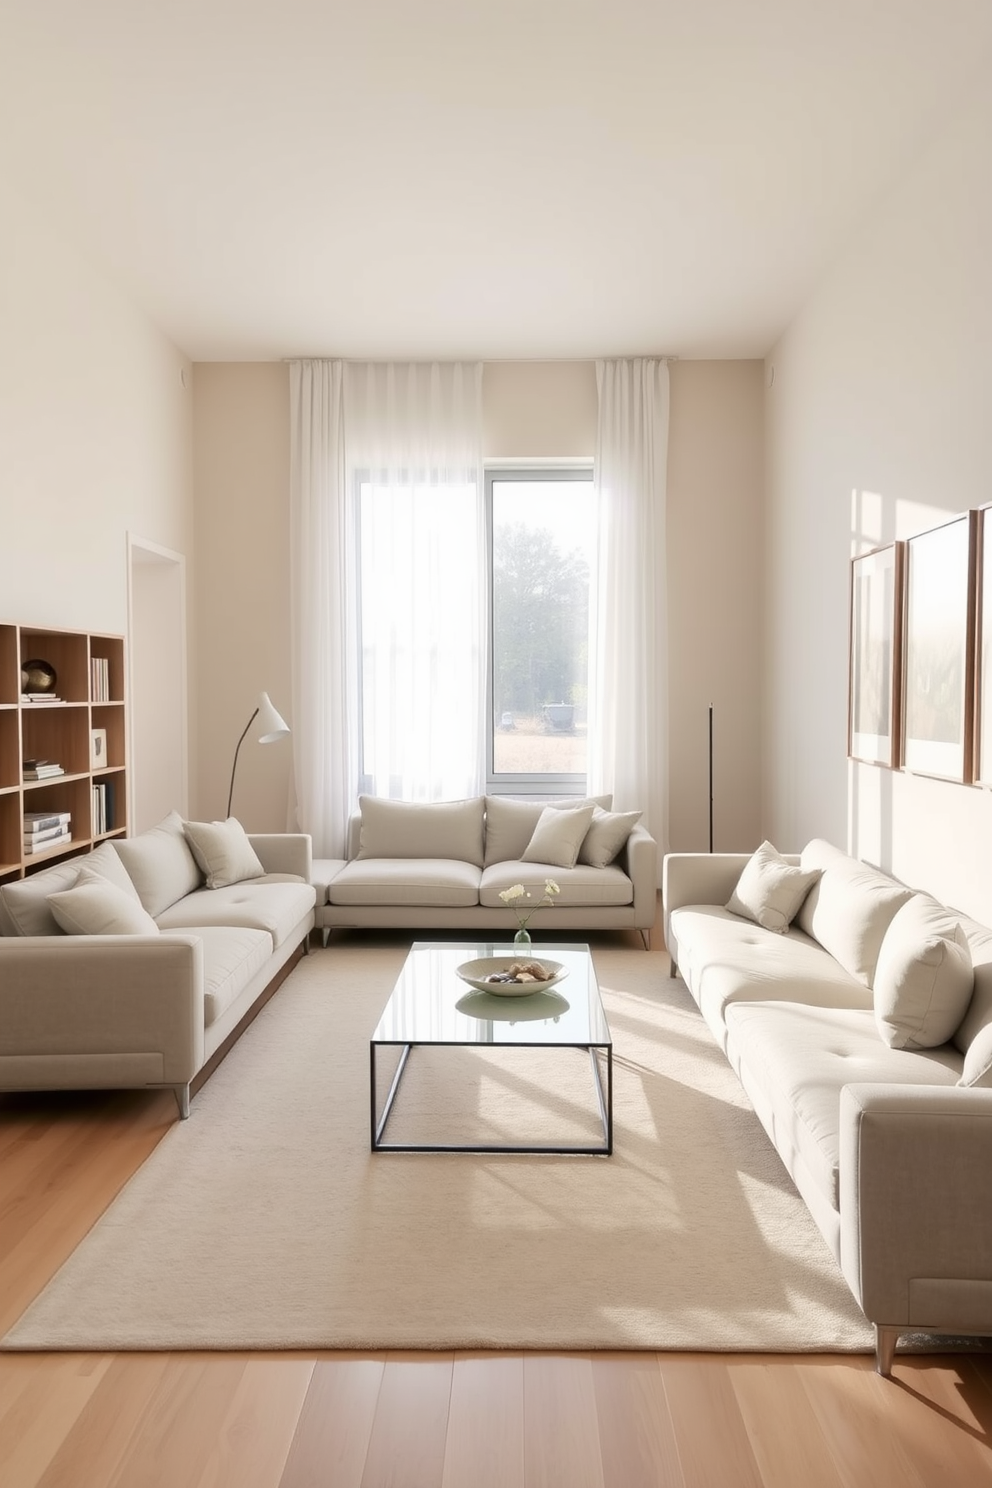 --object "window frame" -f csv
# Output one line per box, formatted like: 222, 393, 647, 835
485, 463, 596, 798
